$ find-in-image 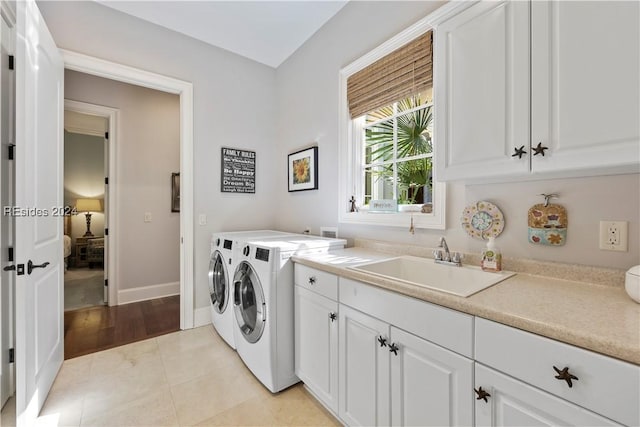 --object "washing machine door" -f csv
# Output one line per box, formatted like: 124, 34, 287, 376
233, 261, 266, 343
208, 251, 229, 314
